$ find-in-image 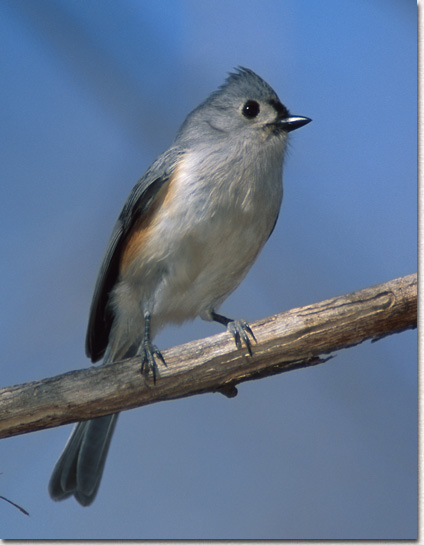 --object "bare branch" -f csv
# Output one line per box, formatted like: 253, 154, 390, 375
0, 273, 416, 440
